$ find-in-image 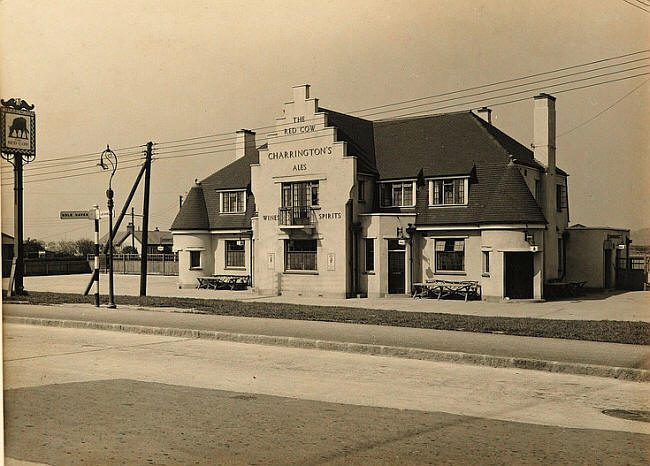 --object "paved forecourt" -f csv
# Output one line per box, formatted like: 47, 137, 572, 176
13, 273, 650, 322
